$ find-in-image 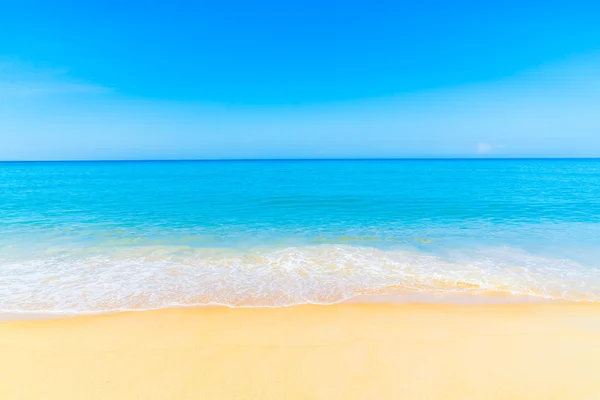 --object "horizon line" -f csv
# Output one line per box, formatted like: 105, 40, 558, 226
2, 157, 600, 163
